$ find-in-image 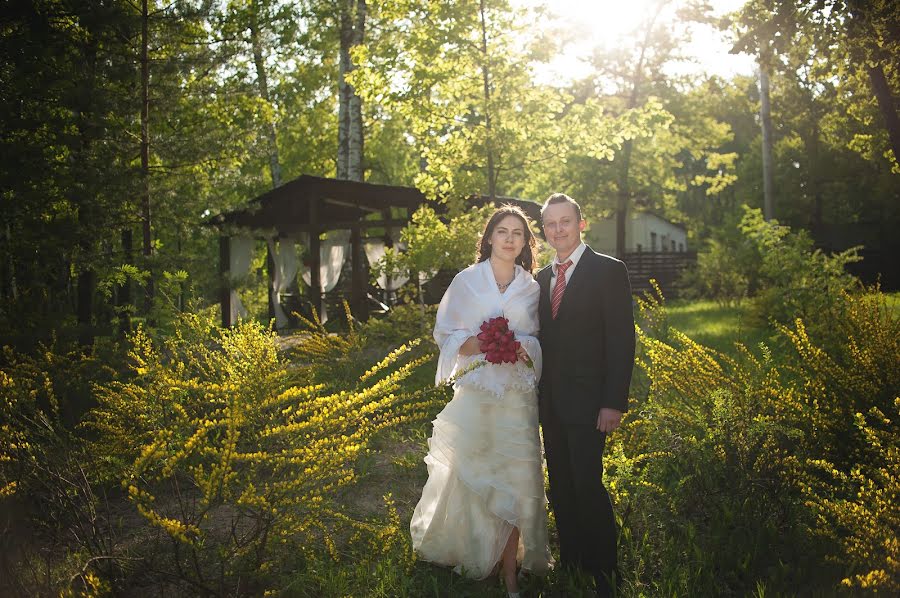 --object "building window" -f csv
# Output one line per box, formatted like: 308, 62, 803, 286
636, 243, 643, 252
650, 232, 657, 251
678, 242, 684, 252
671, 240, 676, 251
